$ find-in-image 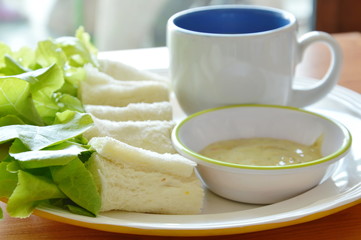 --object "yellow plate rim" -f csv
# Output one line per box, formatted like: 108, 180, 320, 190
28, 199, 360, 236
